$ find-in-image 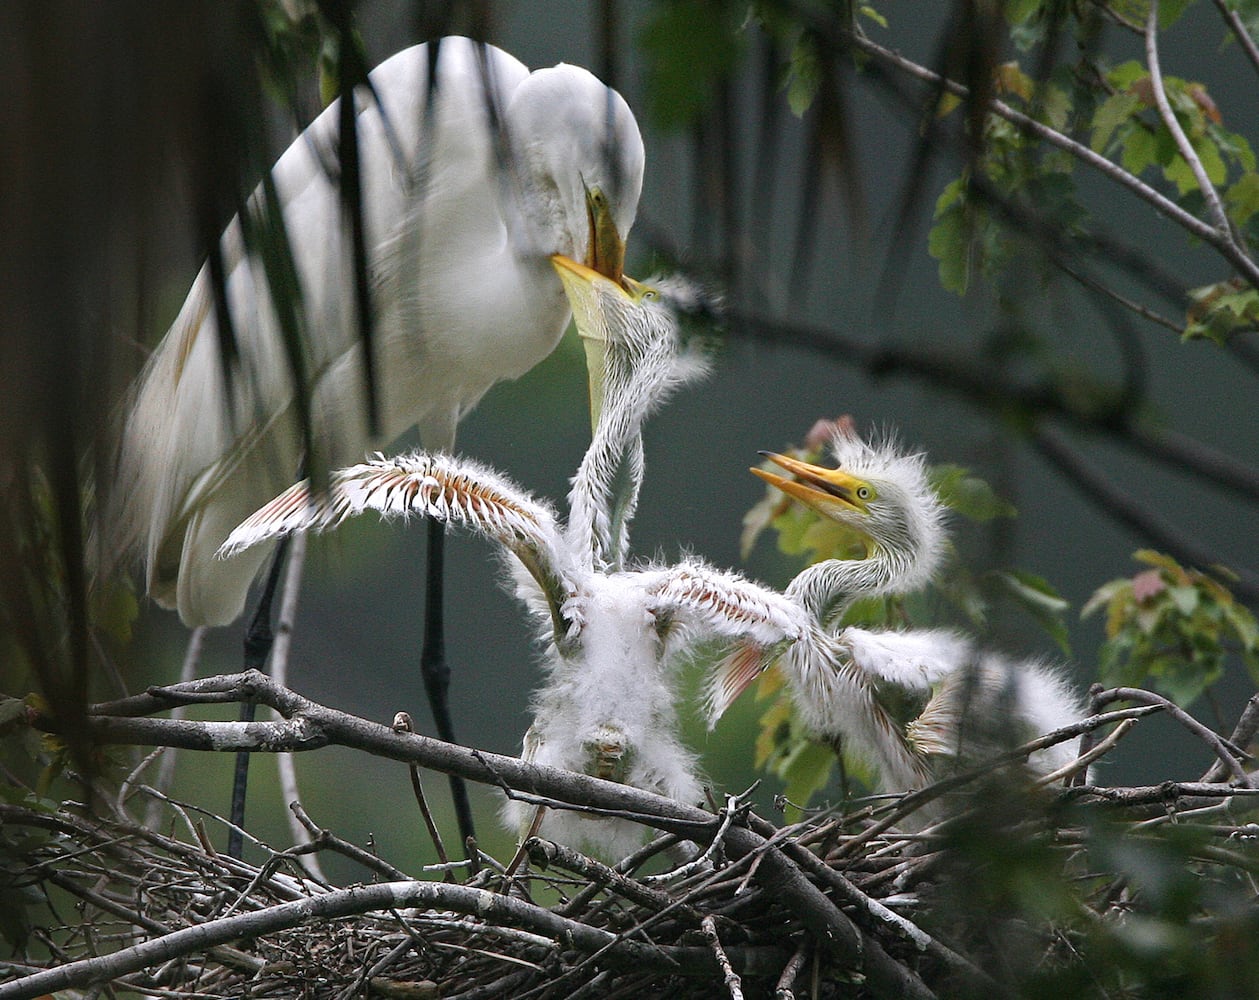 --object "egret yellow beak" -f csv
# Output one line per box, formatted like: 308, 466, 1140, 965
584, 183, 626, 286
751, 451, 873, 519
